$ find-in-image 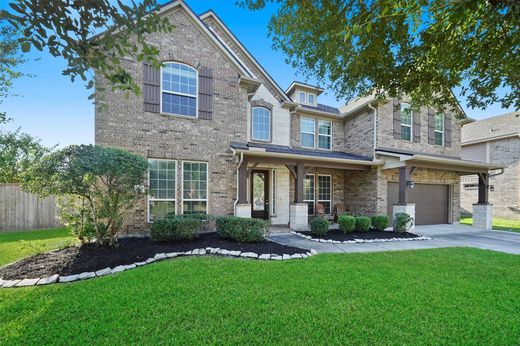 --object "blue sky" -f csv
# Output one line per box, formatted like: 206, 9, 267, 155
0, 0, 515, 148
